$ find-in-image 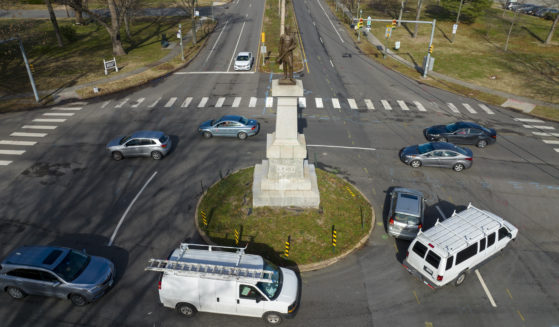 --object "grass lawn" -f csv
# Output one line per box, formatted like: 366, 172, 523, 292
198, 167, 373, 267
